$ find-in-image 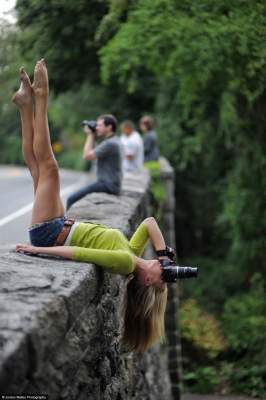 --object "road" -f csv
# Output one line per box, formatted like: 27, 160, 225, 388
0, 165, 89, 245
